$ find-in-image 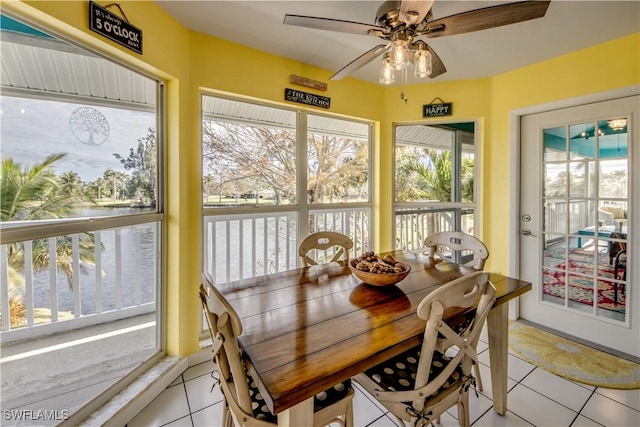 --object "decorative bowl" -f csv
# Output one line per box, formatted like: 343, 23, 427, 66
349, 258, 411, 287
